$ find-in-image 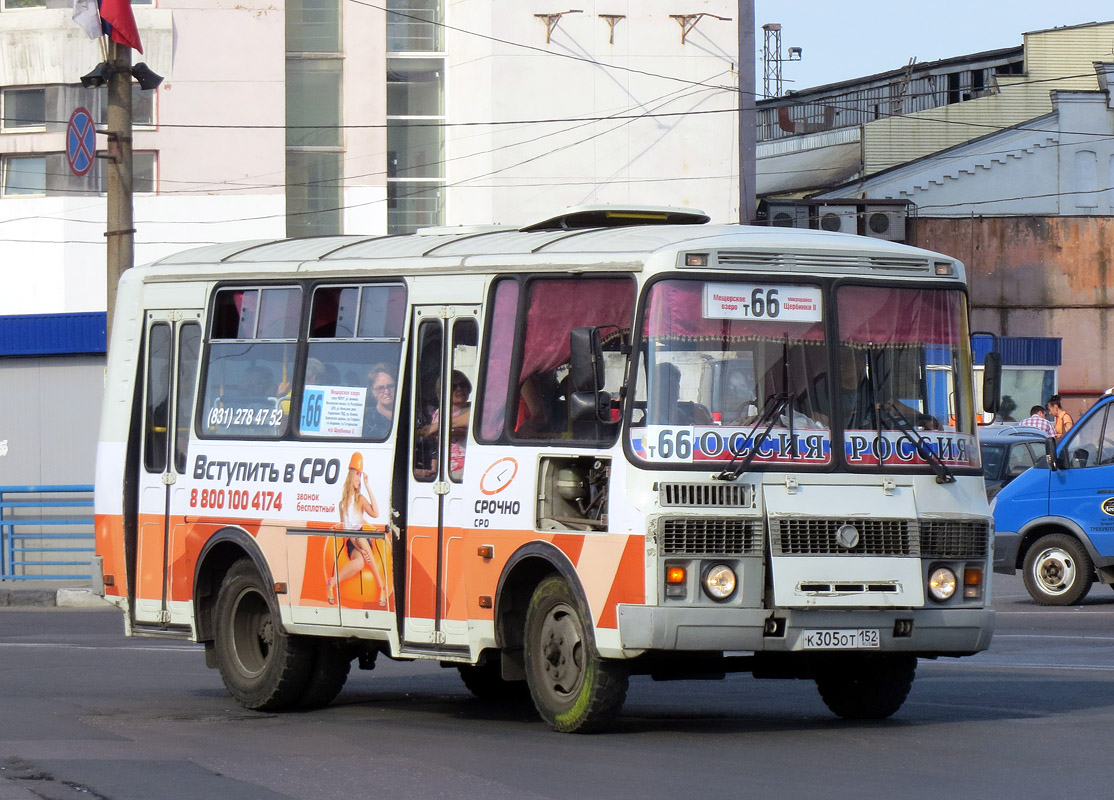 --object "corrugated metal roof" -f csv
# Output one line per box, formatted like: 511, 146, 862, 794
0, 313, 106, 357
974, 336, 1061, 366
